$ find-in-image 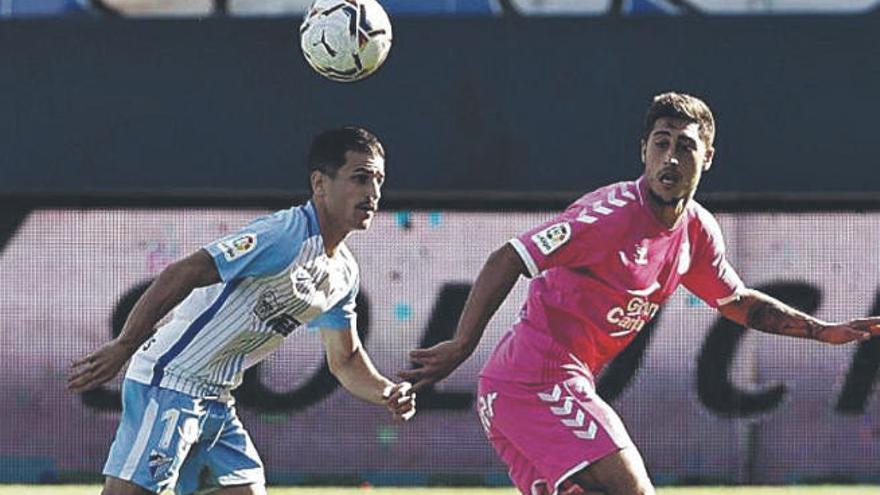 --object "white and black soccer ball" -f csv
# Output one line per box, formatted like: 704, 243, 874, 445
299, 0, 393, 82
